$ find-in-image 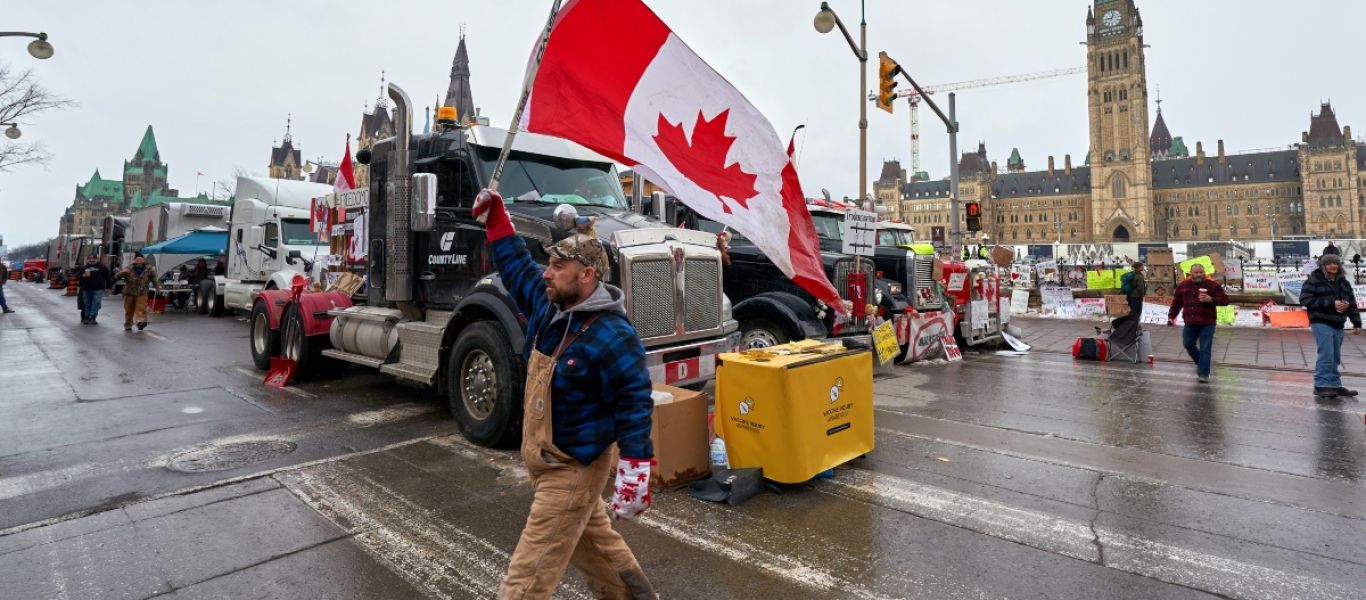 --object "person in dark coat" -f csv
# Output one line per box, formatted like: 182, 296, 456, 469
1168, 264, 1230, 383
76, 254, 112, 324
1323, 241, 1340, 256
1298, 253, 1361, 398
